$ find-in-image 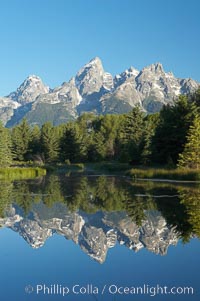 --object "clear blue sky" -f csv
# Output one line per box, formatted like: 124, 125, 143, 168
0, 0, 200, 95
